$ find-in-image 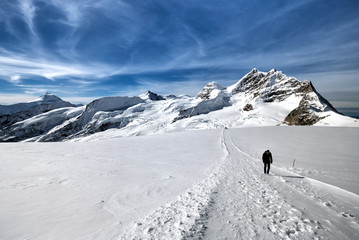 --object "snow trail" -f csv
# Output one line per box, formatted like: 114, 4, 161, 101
120, 129, 359, 239
205, 130, 324, 239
